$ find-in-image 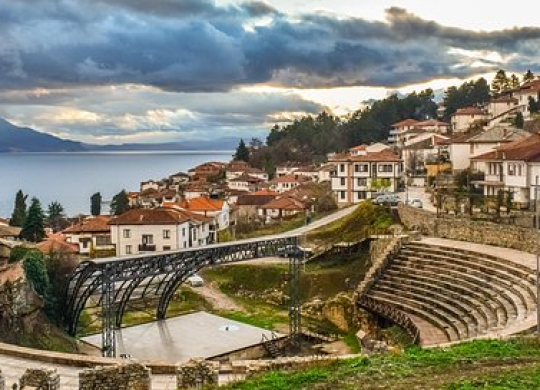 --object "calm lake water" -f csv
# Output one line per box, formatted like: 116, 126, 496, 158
0, 151, 232, 218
